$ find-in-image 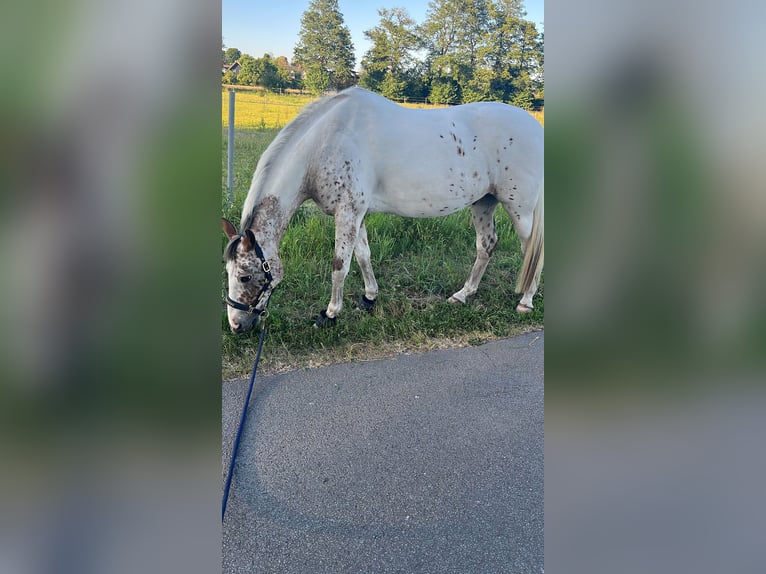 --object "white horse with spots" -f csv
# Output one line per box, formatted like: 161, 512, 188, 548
222, 87, 543, 333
